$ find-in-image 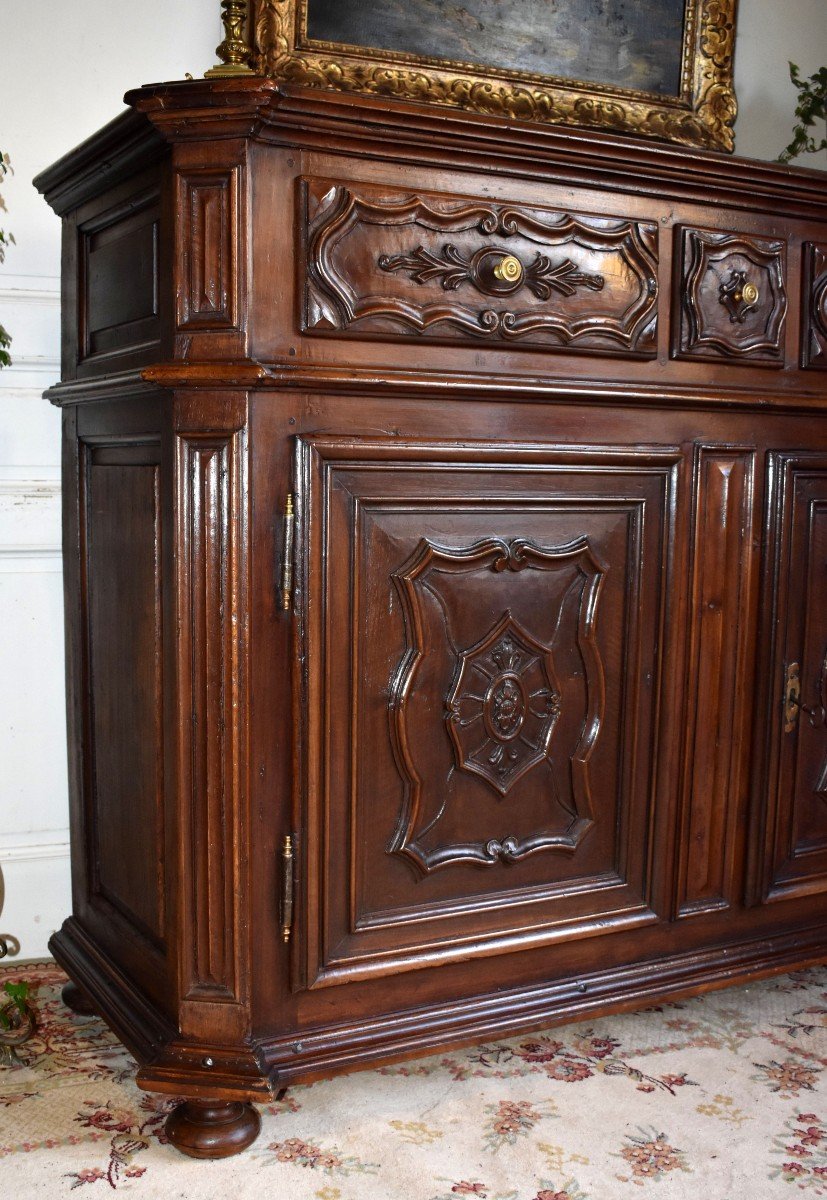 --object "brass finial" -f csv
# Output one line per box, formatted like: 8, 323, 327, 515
205, 0, 255, 77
